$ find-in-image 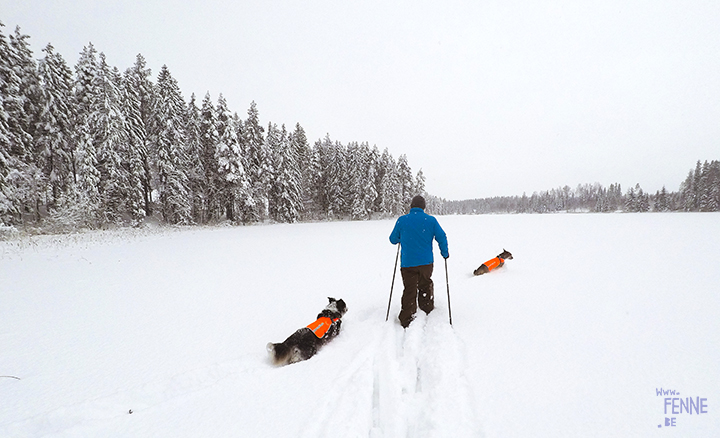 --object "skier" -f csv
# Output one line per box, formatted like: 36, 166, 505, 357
389, 195, 449, 328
